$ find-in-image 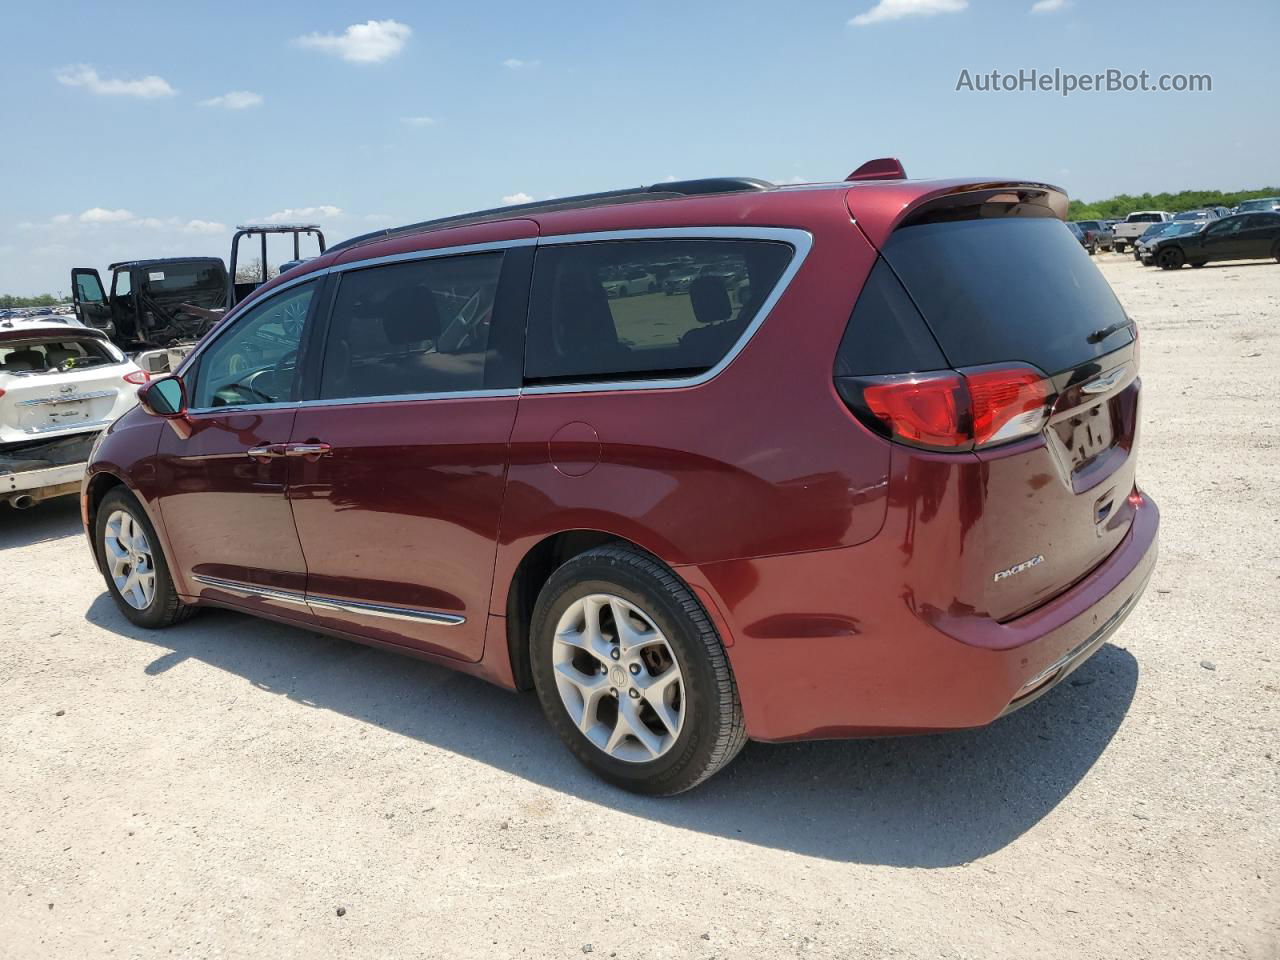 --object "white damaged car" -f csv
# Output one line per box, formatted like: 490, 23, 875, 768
1, 321, 147, 509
